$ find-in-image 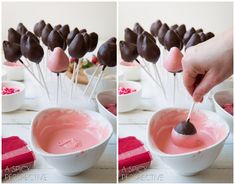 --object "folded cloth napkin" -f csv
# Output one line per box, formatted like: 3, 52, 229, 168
2, 136, 35, 179
118, 136, 152, 179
